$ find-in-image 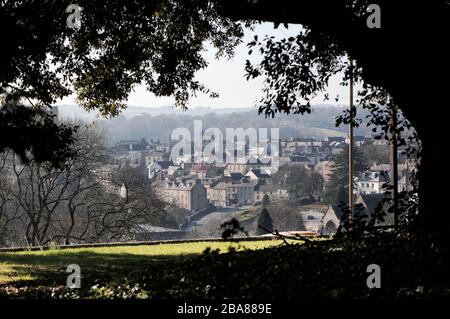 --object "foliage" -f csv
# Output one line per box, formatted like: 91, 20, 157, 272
256, 208, 274, 235
261, 194, 271, 208
360, 144, 389, 165
265, 201, 306, 232
0, 98, 77, 167
220, 218, 248, 239
0, 0, 446, 238
245, 28, 346, 117
0, 0, 243, 164
271, 165, 323, 200
323, 146, 368, 204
